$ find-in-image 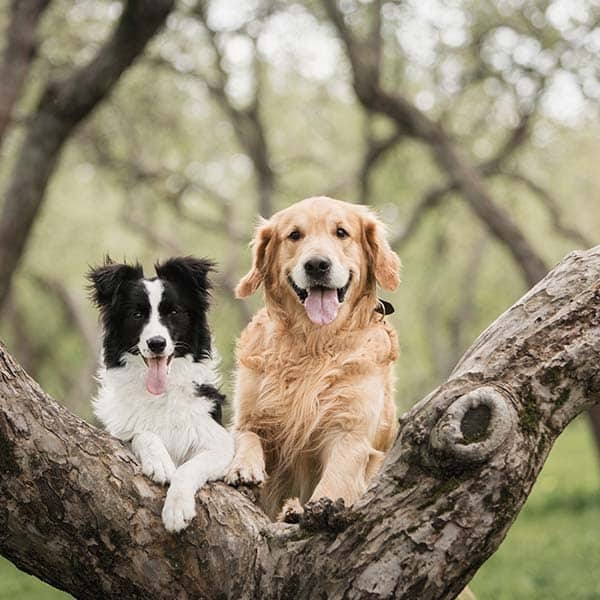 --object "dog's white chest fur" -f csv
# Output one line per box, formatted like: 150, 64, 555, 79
94, 354, 220, 465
